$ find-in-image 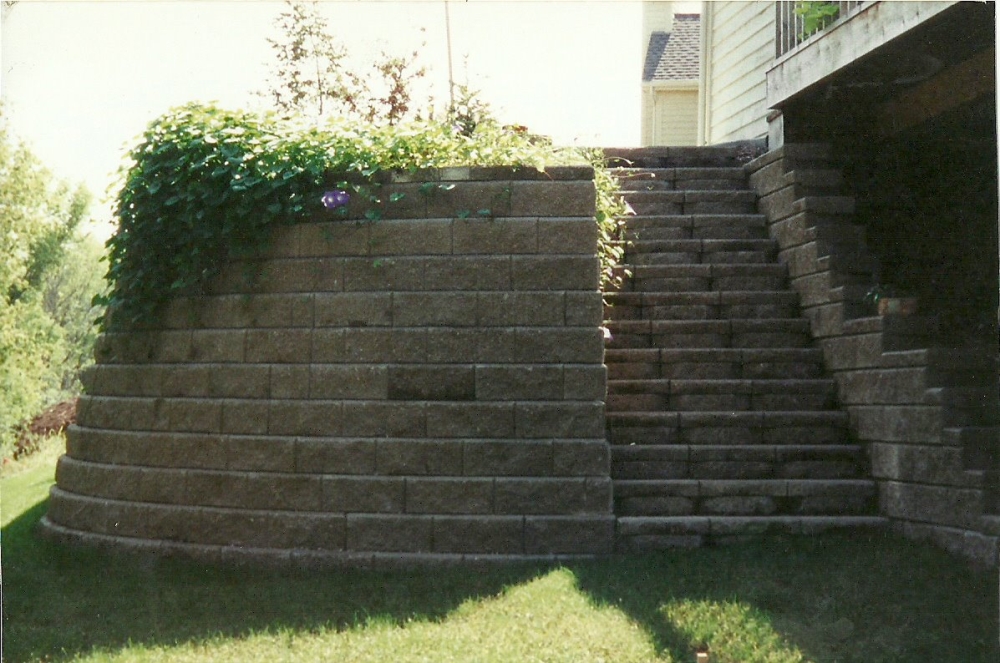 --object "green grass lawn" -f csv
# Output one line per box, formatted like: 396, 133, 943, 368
3, 438, 998, 663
